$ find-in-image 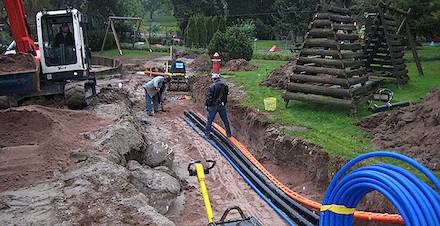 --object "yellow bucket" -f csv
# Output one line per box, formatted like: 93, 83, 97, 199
264, 97, 277, 111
